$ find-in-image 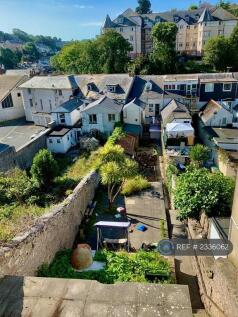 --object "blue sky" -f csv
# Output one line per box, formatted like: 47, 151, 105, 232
0, 0, 224, 40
